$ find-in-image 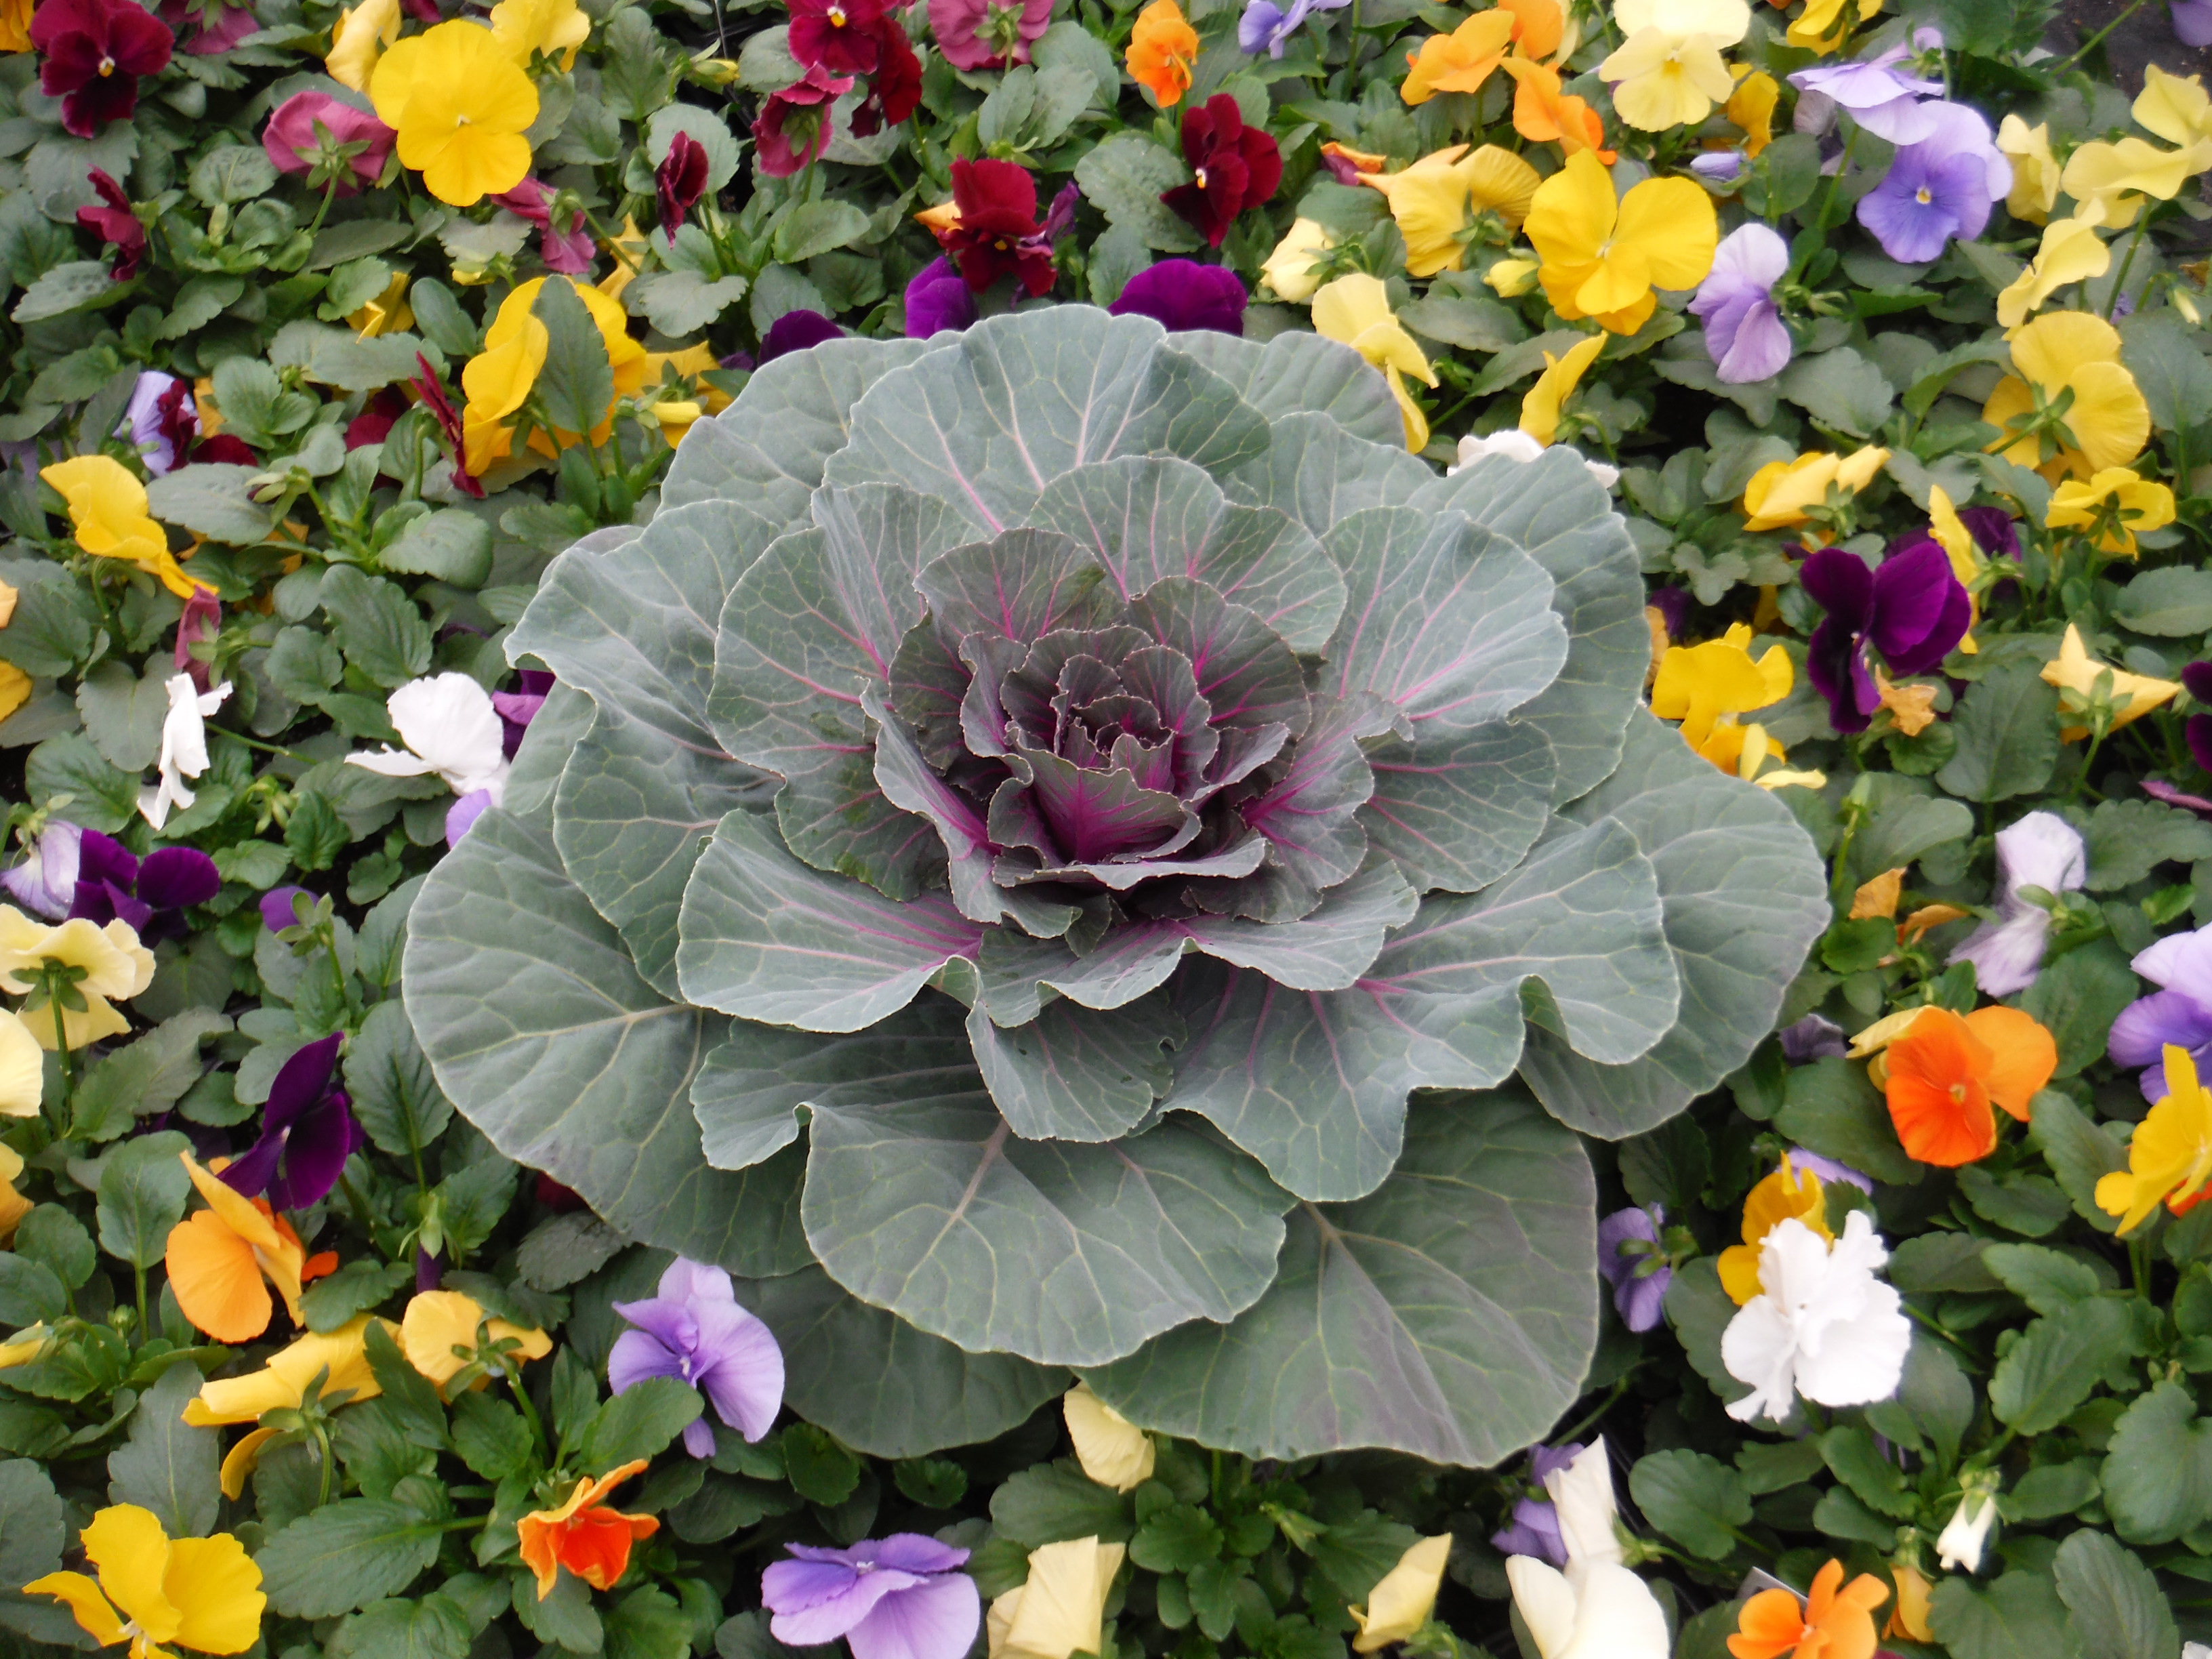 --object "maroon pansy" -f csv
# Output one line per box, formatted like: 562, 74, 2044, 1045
787, 0, 887, 76
937, 157, 1057, 294
77, 169, 146, 279
1161, 94, 1282, 248
656, 131, 710, 237
33, 0, 175, 137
